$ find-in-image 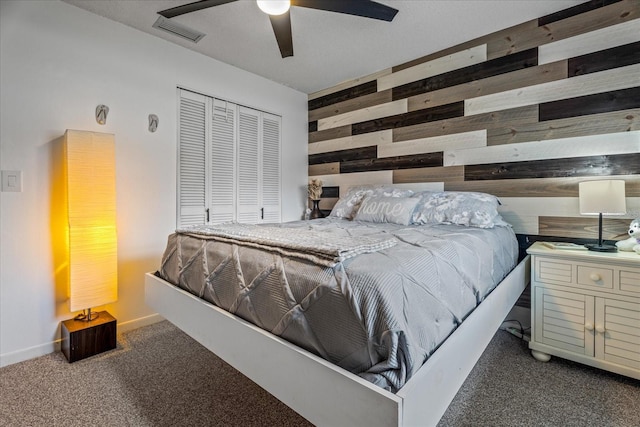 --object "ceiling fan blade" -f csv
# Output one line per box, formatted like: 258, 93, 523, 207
158, 0, 238, 19
292, 0, 398, 22
269, 11, 294, 58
